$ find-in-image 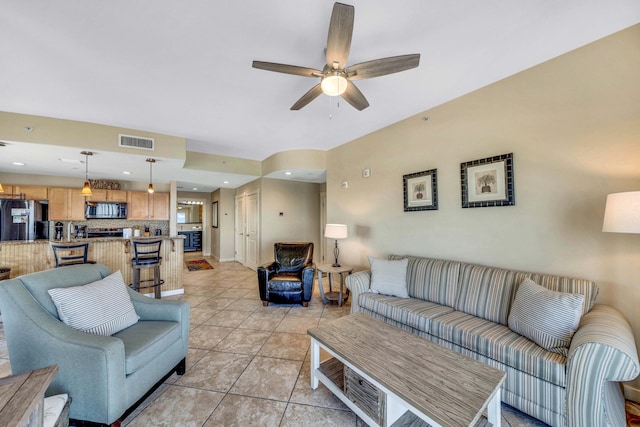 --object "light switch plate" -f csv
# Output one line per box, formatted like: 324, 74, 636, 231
362, 168, 371, 178
342, 180, 349, 189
